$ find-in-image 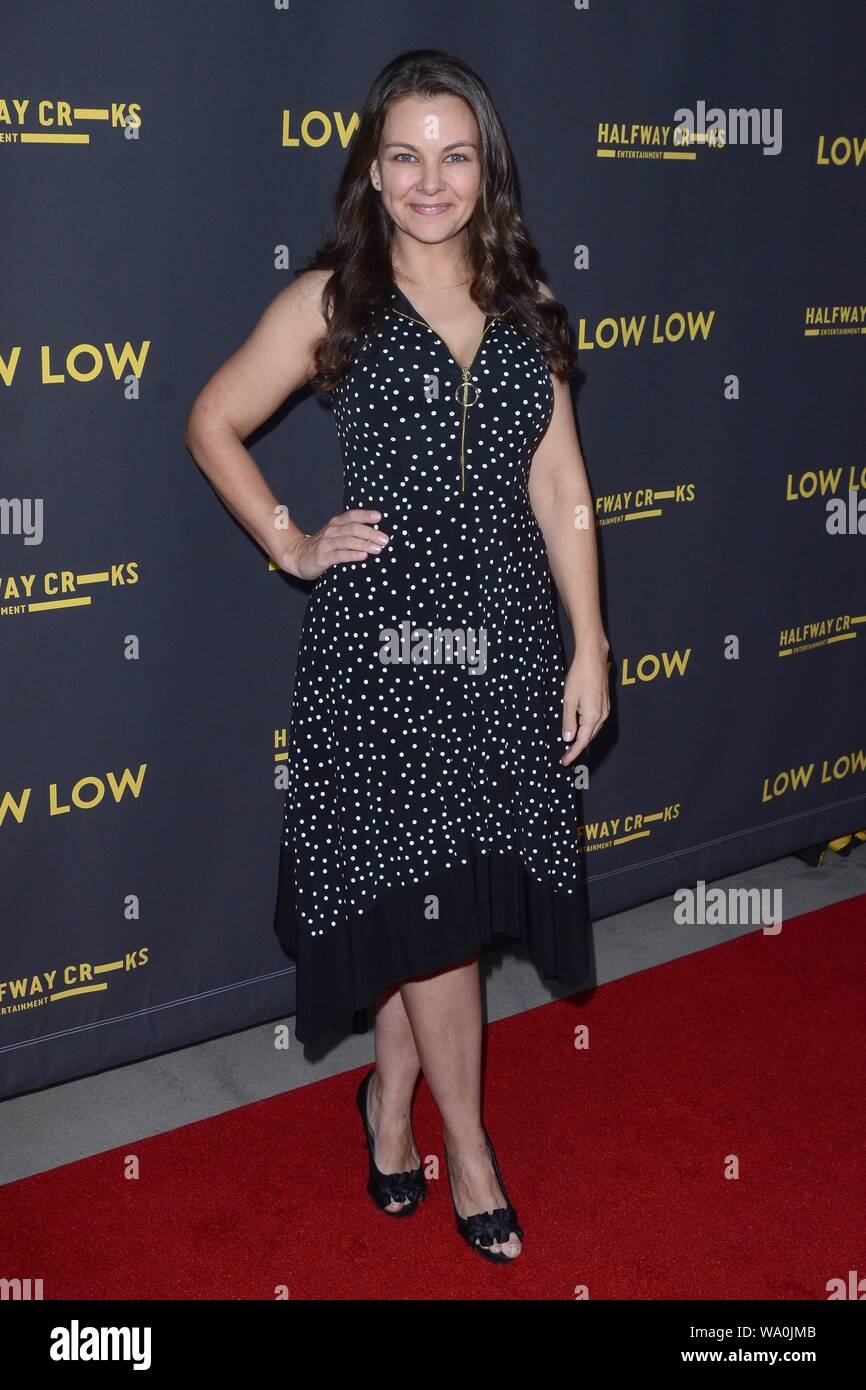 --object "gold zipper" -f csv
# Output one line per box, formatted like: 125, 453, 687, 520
390, 305, 511, 492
